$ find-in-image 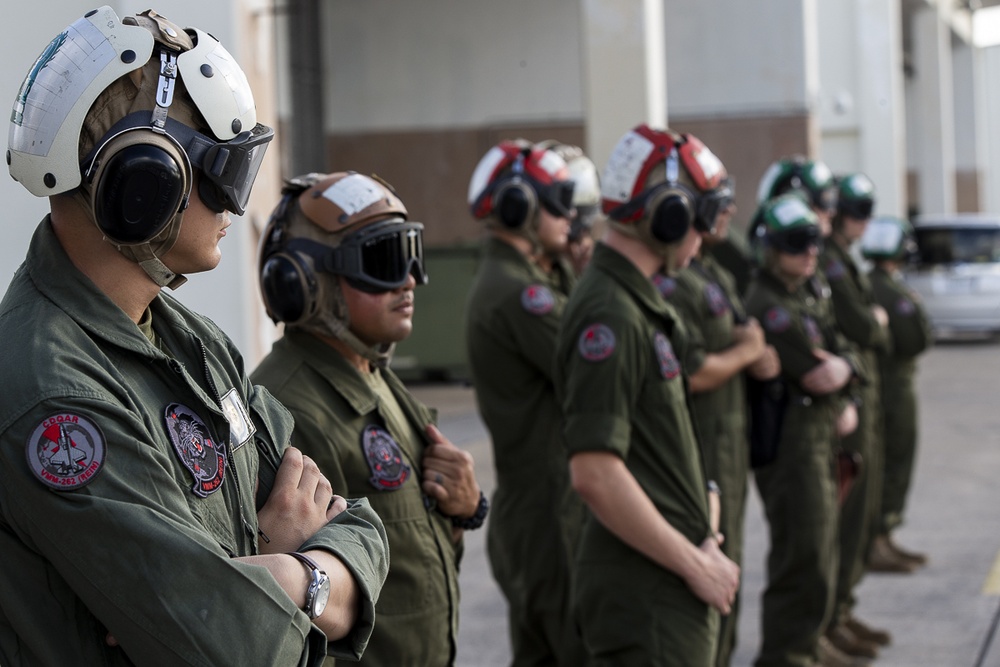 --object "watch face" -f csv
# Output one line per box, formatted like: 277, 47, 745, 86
313, 575, 331, 617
